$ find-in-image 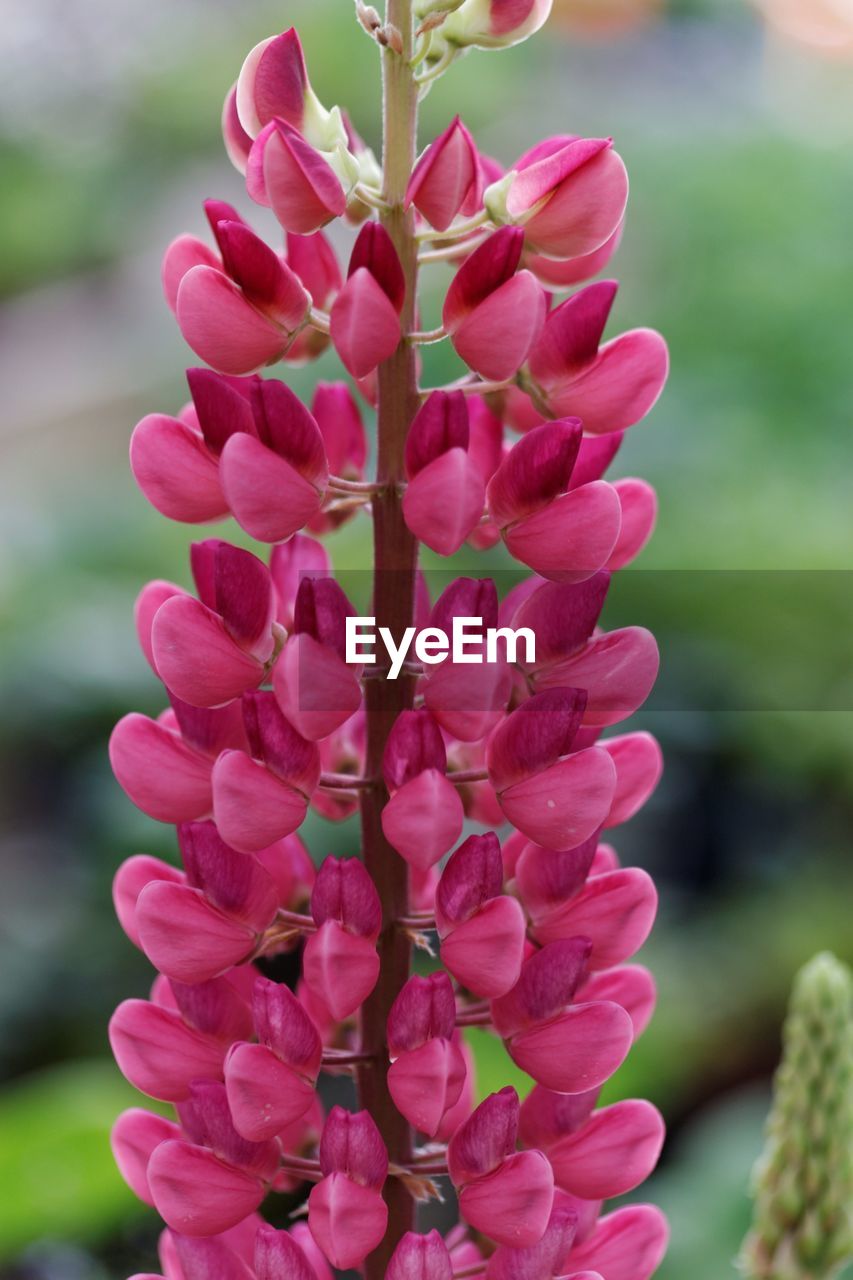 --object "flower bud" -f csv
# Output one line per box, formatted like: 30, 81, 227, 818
440, 0, 553, 50
309, 1108, 389, 1269
330, 222, 405, 377
406, 117, 482, 232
